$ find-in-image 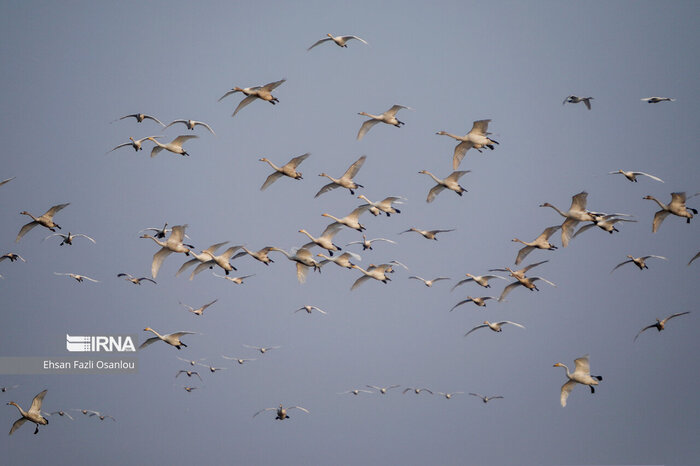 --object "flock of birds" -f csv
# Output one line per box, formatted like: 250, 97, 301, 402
1, 30, 697, 434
